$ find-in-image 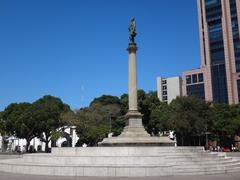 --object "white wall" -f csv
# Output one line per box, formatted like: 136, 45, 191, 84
157, 76, 182, 104
0, 134, 2, 150
2, 126, 79, 152
166, 77, 182, 104
157, 77, 163, 101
